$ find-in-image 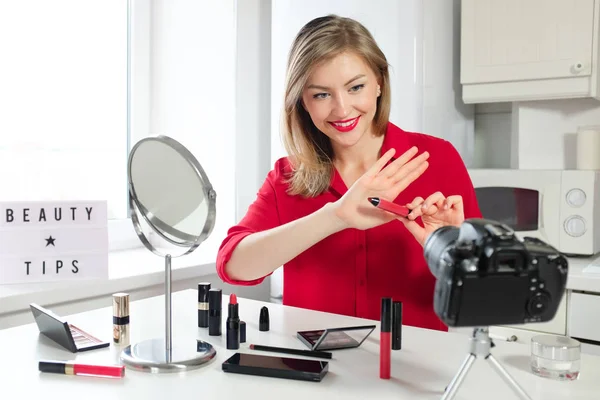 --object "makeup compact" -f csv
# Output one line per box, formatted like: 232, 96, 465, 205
297, 325, 376, 351
30, 303, 109, 353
